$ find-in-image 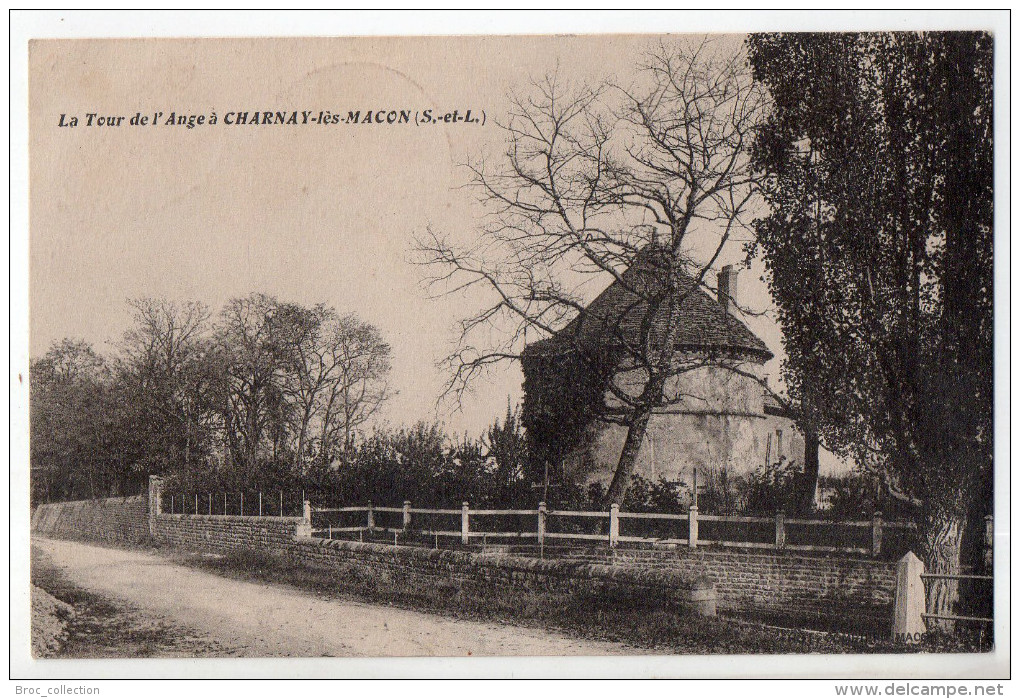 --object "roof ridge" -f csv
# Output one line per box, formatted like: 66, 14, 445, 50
523, 252, 772, 362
